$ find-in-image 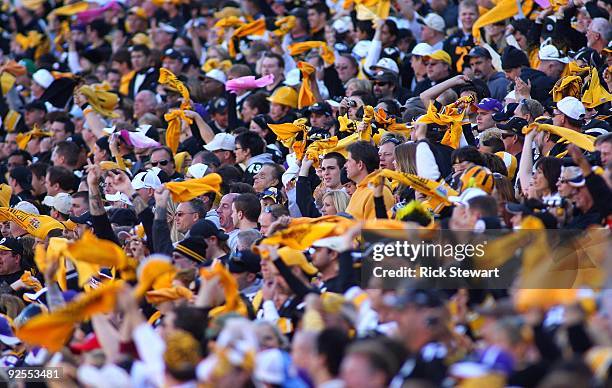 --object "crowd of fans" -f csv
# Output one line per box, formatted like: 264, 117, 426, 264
0, 0, 610, 386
